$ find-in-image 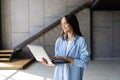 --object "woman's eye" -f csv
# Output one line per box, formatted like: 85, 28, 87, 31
64, 22, 68, 25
